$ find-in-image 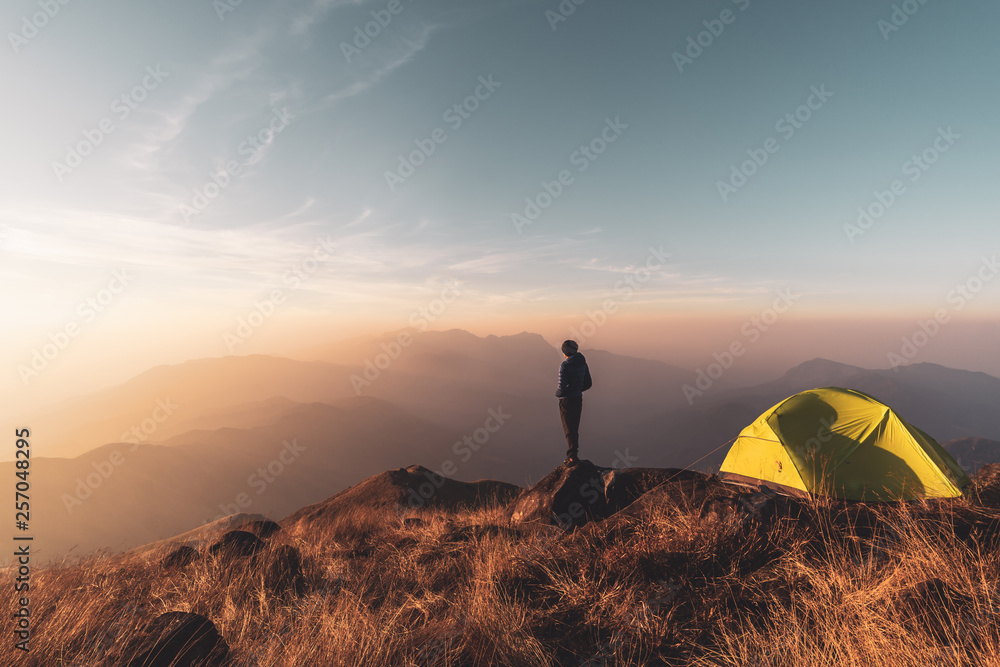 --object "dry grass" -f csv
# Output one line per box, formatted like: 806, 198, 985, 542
6, 492, 1000, 666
